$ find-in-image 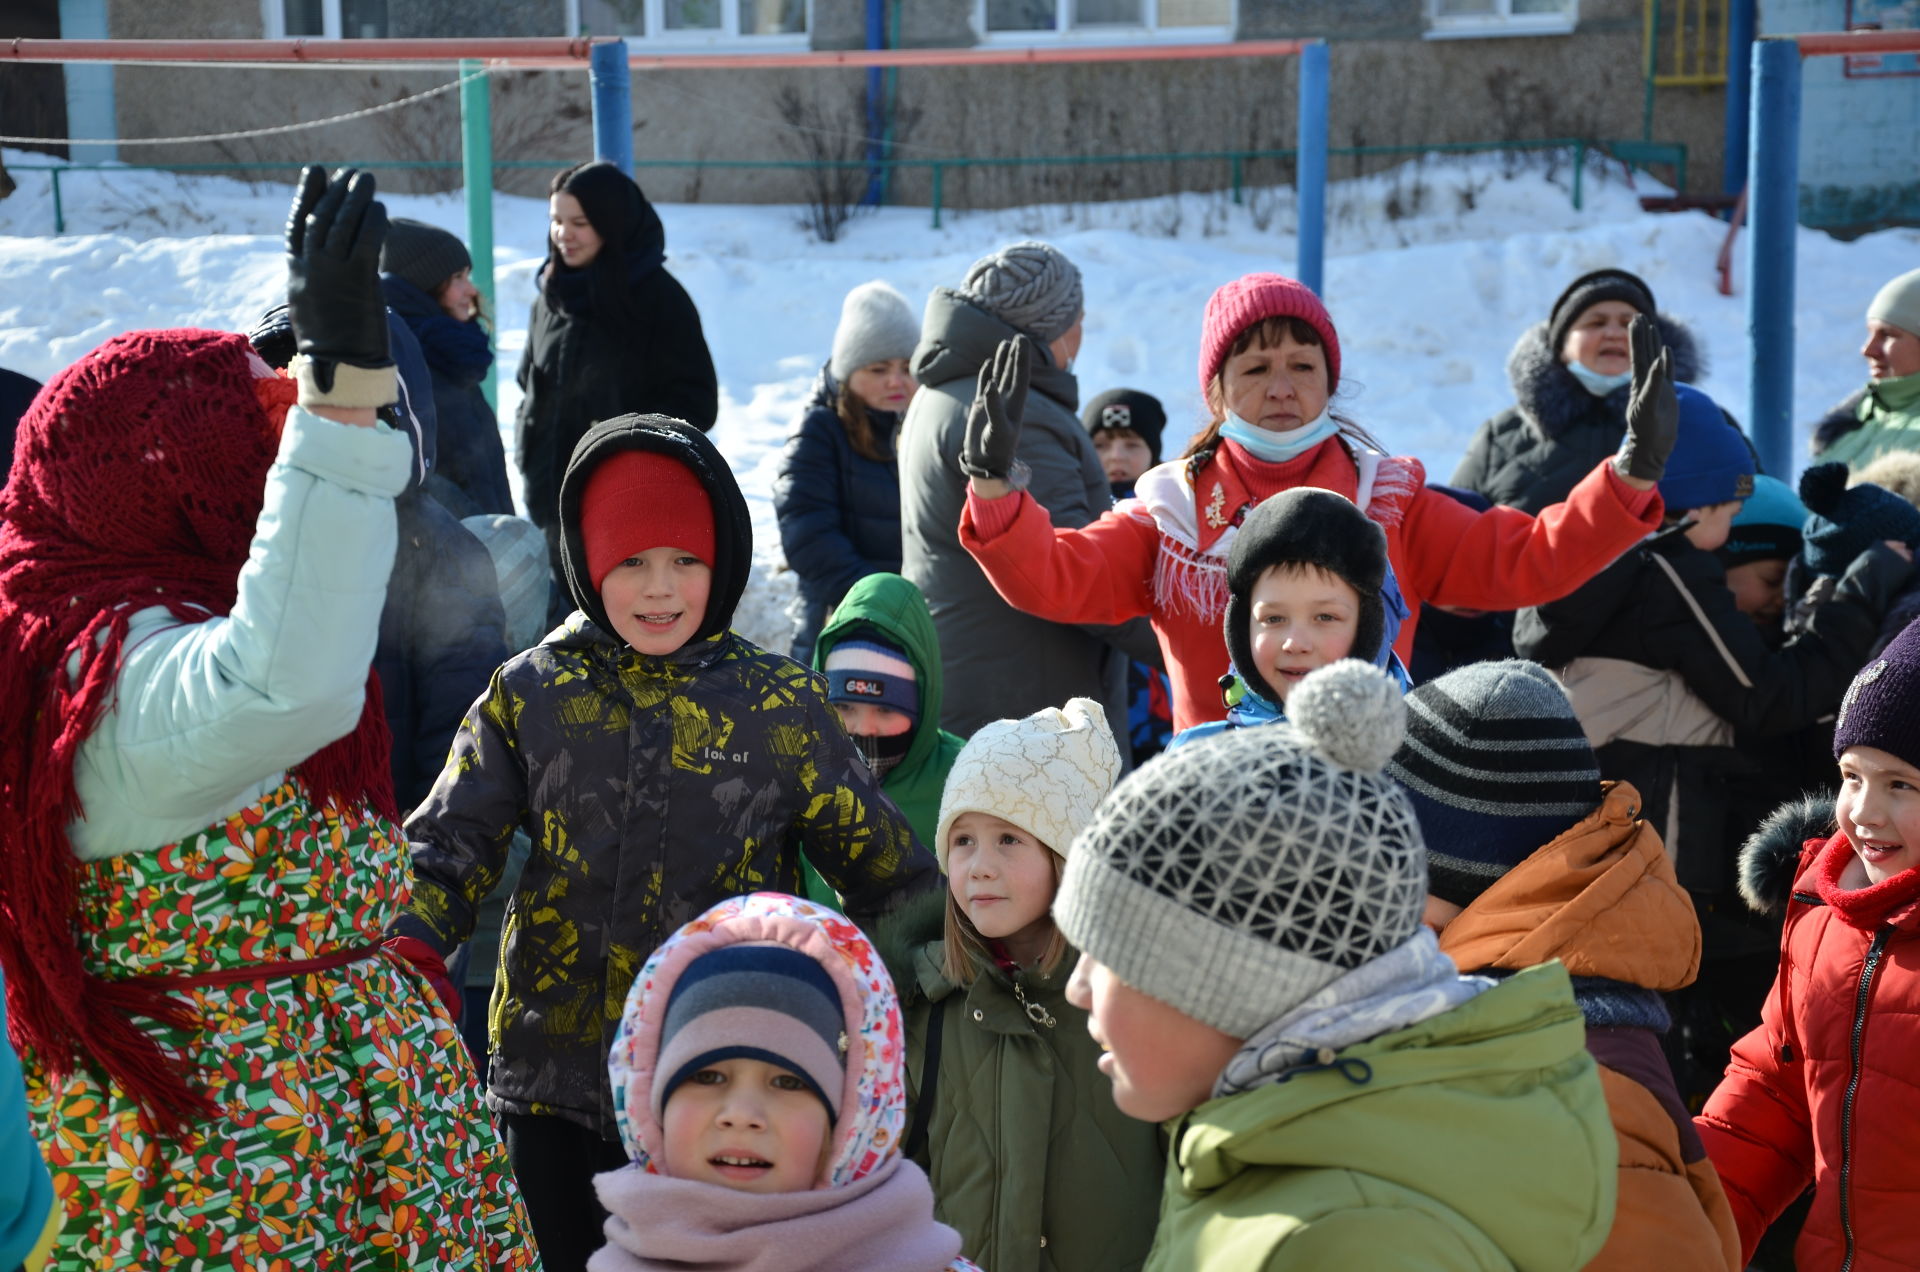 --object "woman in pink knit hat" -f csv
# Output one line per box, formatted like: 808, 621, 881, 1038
958, 272, 1680, 730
